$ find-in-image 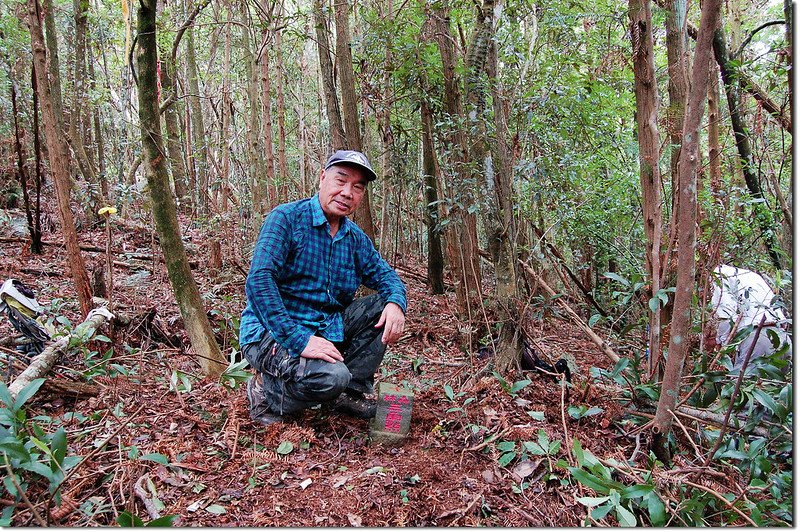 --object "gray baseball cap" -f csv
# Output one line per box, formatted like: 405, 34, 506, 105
325, 150, 378, 181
